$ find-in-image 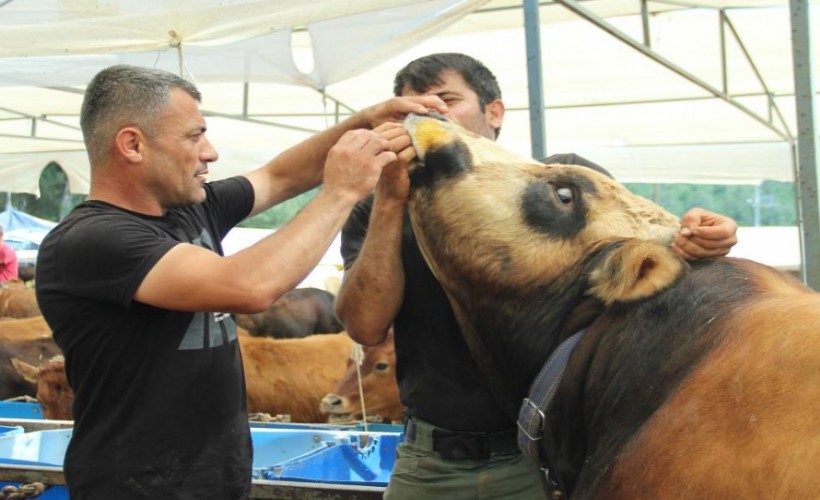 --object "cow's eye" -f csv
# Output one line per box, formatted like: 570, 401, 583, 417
556, 187, 573, 204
